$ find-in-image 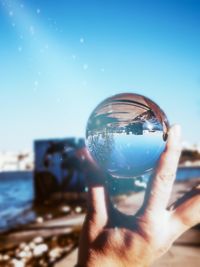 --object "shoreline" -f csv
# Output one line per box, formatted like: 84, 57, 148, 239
1, 175, 200, 234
